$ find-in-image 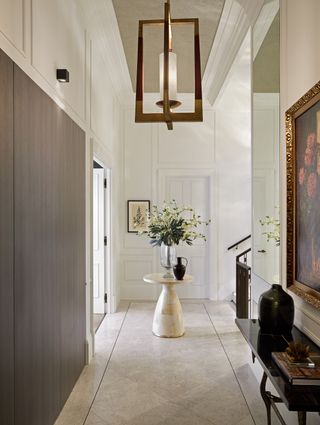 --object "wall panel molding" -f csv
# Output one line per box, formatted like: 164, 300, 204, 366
0, 0, 26, 56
